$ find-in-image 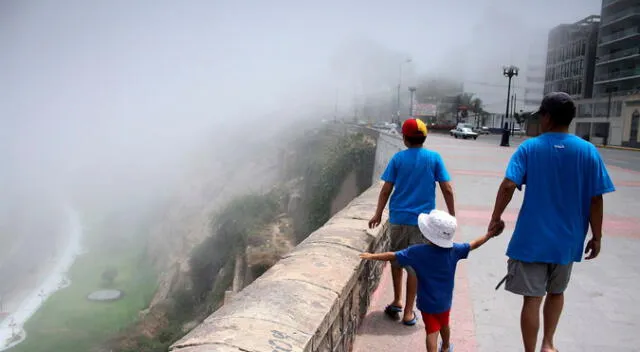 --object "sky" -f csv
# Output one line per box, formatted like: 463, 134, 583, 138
0, 0, 604, 212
